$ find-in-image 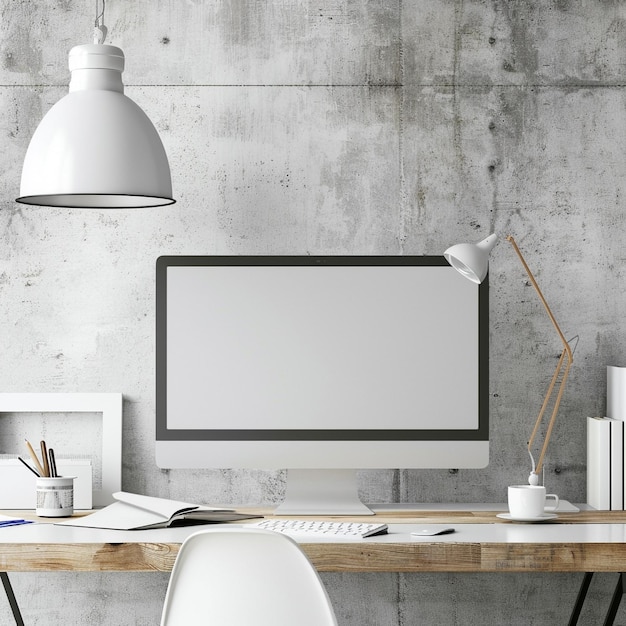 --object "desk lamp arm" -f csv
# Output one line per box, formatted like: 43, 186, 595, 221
506, 235, 574, 484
